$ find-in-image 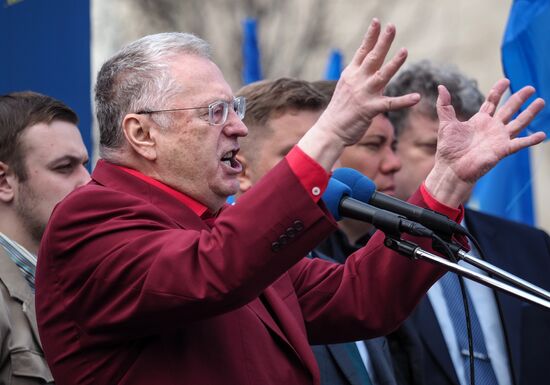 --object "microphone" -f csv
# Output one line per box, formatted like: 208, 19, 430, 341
322, 178, 351, 221
332, 168, 467, 237
322, 178, 433, 237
